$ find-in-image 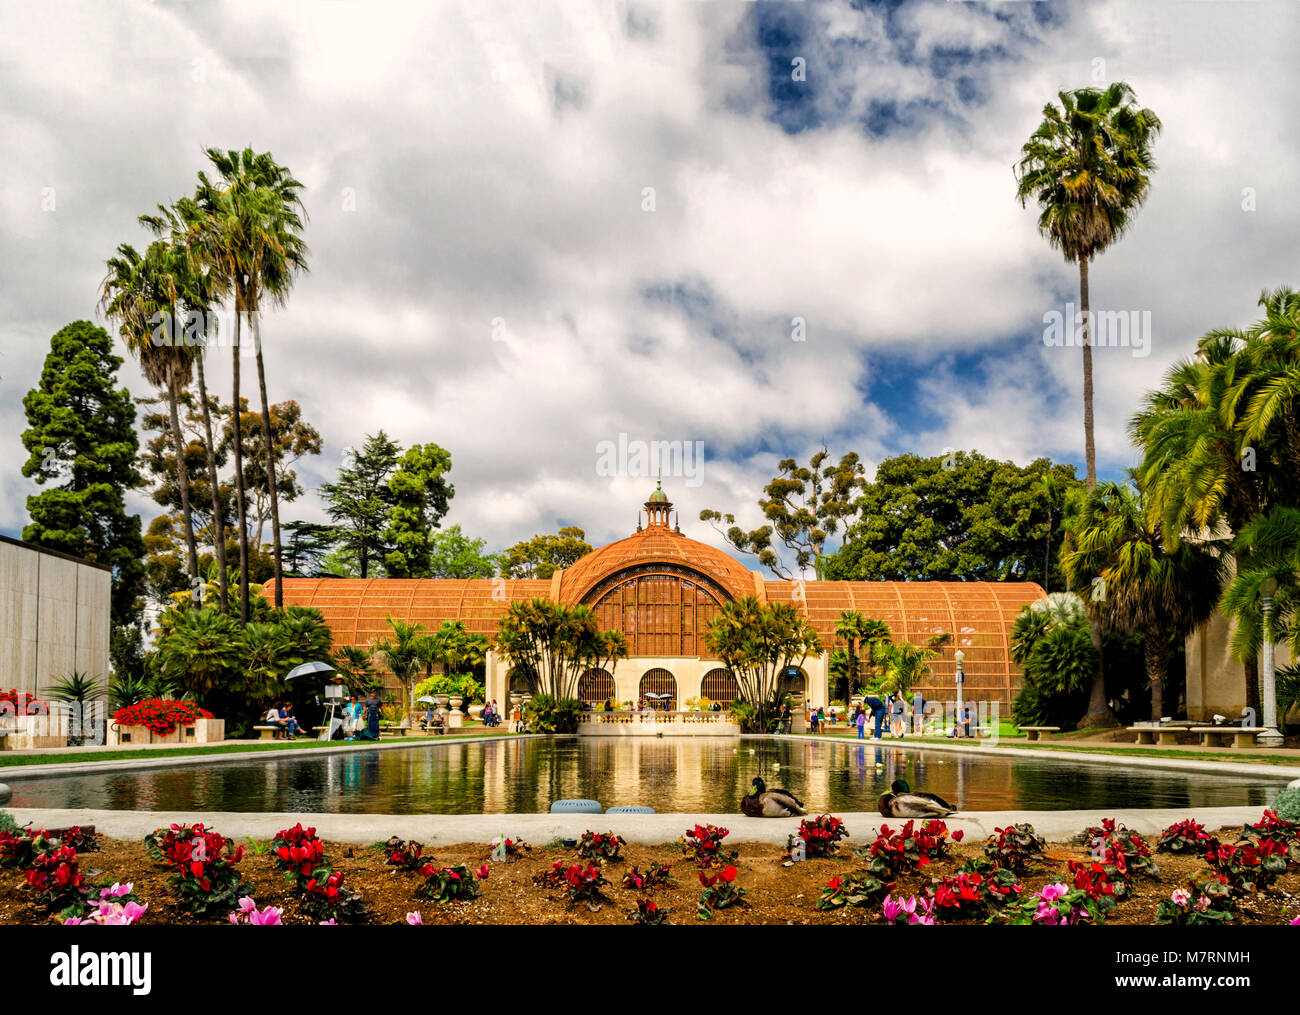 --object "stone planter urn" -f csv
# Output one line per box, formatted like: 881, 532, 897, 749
448, 695, 465, 729
510, 693, 522, 707
468, 704, 484, 722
